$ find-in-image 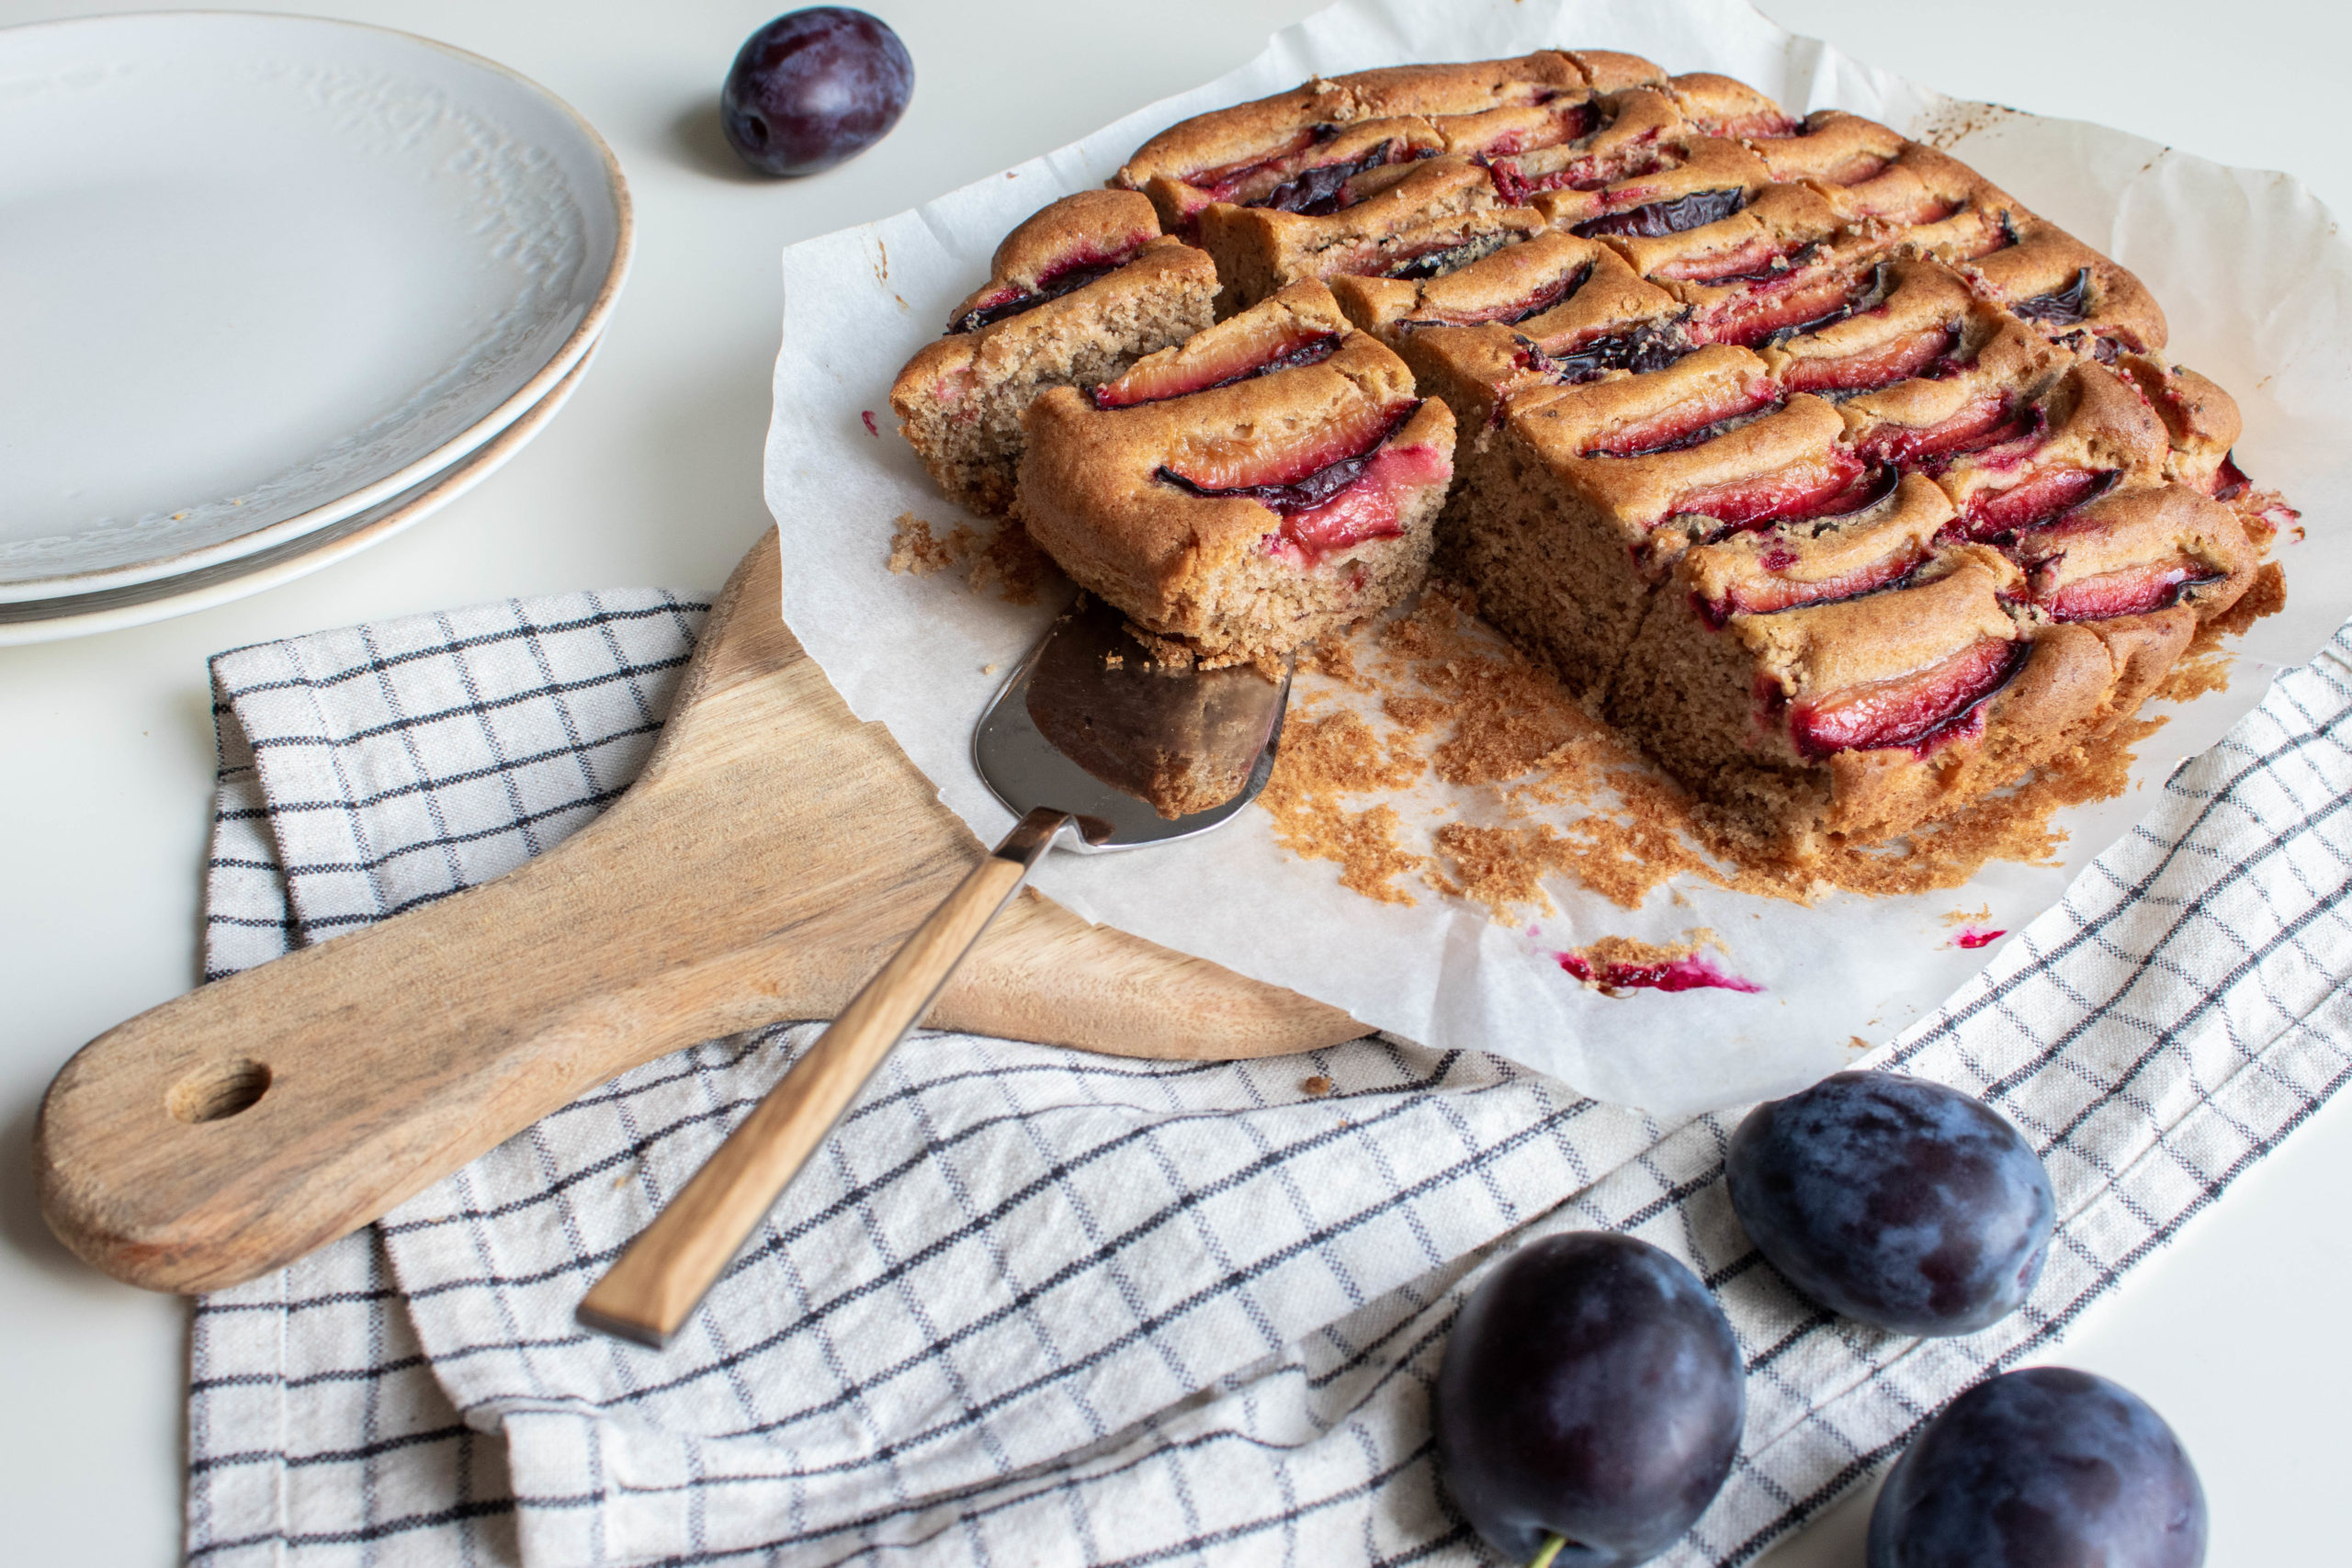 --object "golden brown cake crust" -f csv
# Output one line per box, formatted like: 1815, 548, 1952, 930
956, 189, 1165, 317
880, 48, 2283, 857
1114, 51, 1640, 194
1020, 331, 1414, 599
1529, 136, 1774, 231
1197, 154, 1545, 310
1016, 289, 1456, 663
890, 238, 1219, 516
